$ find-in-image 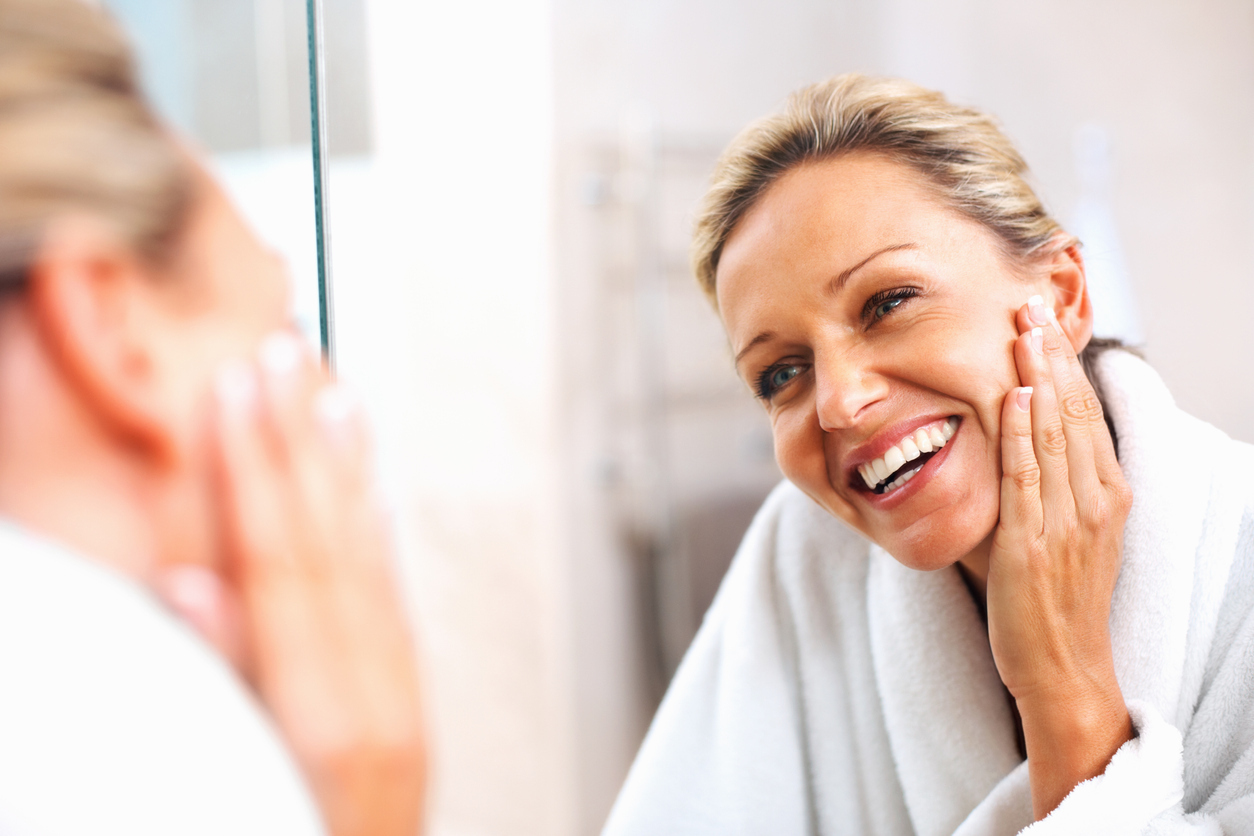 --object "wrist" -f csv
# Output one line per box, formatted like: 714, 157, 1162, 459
1014, 670, 1134, 819
1016, 678, 1130, 744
